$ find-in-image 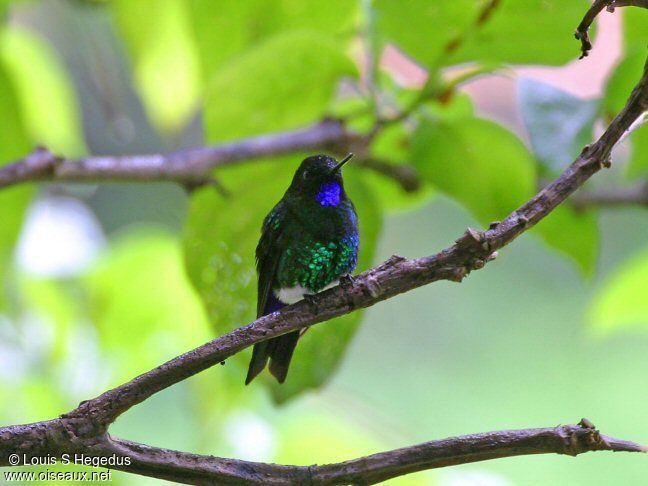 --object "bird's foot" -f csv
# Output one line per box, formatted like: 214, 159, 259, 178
339, 274, 355, 289
303, 293, 320, 313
